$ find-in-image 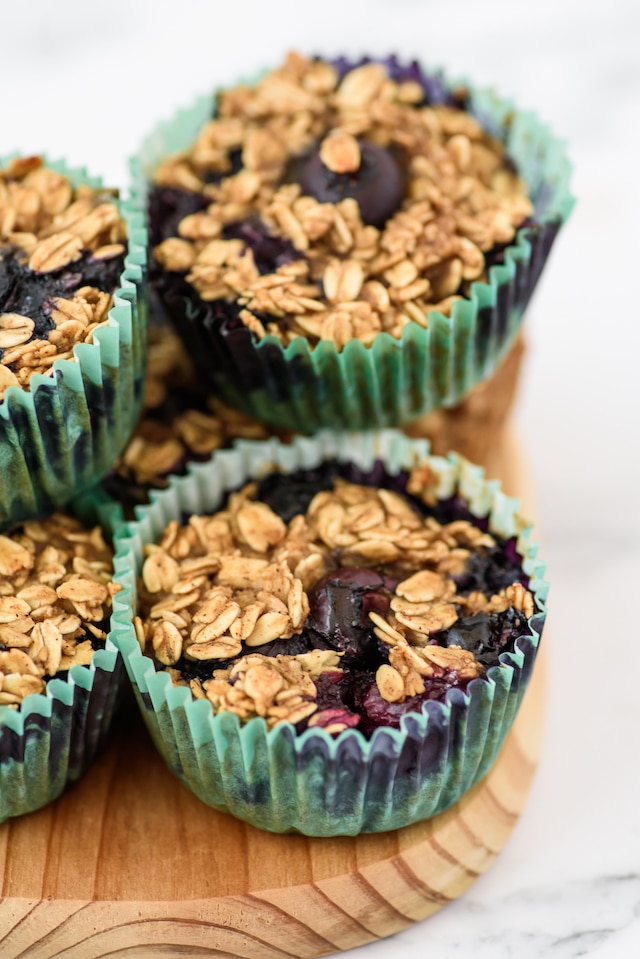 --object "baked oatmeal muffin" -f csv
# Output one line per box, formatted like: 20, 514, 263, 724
135, 53, 573, 431
0, 509, 122, 821
0, 154, 146, 528
111, 431, 547, 835
103, 326, 279, 514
